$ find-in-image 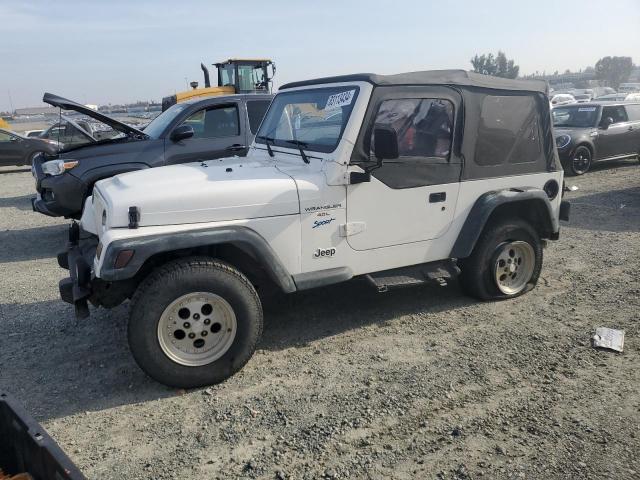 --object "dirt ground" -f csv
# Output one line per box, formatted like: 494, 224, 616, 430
0, 160, 638, 480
